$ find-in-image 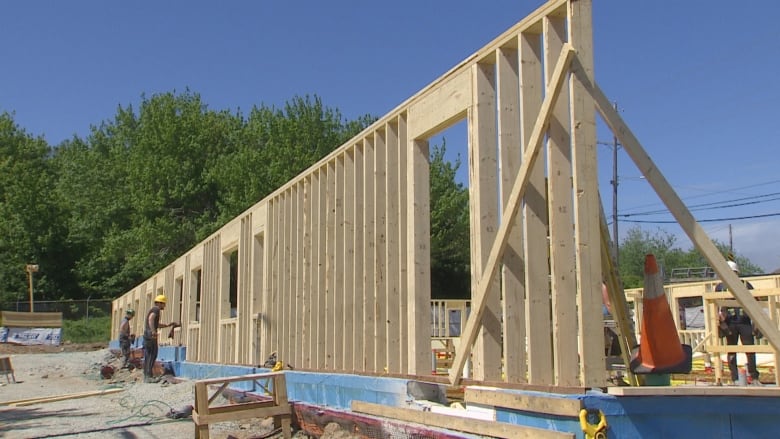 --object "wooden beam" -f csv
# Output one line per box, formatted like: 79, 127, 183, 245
449, 44, 575, 385
519, 30, 550, 386
609, 386, 780, 397
568, 0, 604, 388
406, 137, 431, 375
544, 14, 578, 387
469, 60, 502, 381
343, 150, 356, 371
374, 130, 388, 373
352, 143, 365, 371
584, 77, 780, 353
704, 344, 777, 354
8, 388, 124, 407
363, 137, 376, 372
465, 386, 583, 418
351, 400, 574, 439
408, 68, 471, 140
193, 404, 290, 425
385, 120, 401, 375
598, 203, 639, 386
496, 43, 526, 384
